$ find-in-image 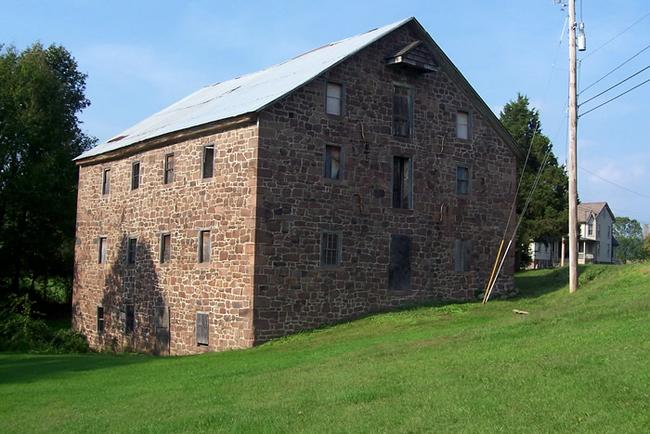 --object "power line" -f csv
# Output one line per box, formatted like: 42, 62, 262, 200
580, 166, 650, 200
579, 65, 649, 106
579, 78, 650, 117
580, 44, 650, 94
581, 11, 650, 61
